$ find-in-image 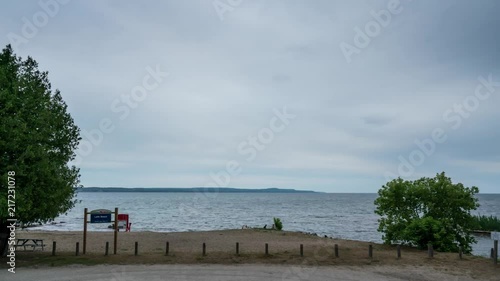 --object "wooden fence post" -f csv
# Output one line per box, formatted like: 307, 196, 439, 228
300, 244, 303, 257
369, 244, 373, 258
203, 243, 206, 256
75, 242, 79, 256
494, 240, 498, 265
105, 242, 109, 256
334, 244, 339, 258
134, 241, 138, 256
114, 207, 118, 255
428, 244, 433, 258
459, 246, 462, 260
236, 242, 239, 255
265, 243, 269, 255
52, 241, 56, 256
165, 241, 169, 256
83, 208, 87, 255
397, 245, 401, 259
